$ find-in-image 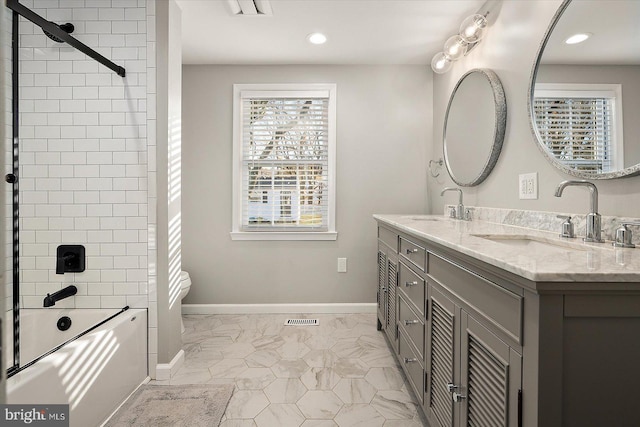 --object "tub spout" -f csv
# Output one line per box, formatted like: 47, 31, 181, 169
43, 285, 78, 307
